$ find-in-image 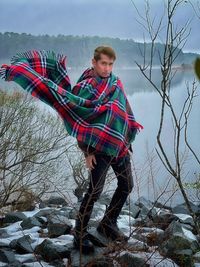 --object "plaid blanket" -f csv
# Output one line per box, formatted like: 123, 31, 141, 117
0, 50, 143, 157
